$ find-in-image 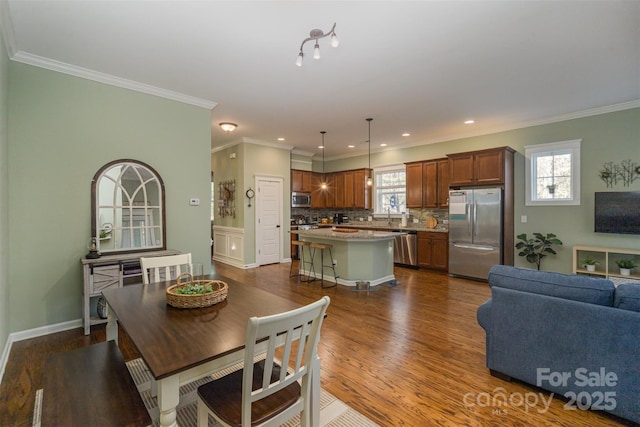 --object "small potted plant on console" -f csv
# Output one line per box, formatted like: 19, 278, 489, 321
616, 259, 638, 276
